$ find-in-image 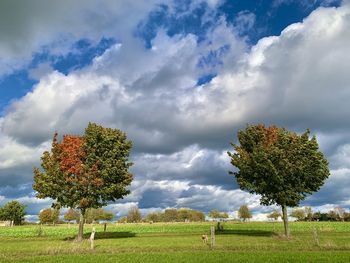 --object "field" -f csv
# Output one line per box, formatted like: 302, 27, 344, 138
0, 222, 349, 262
